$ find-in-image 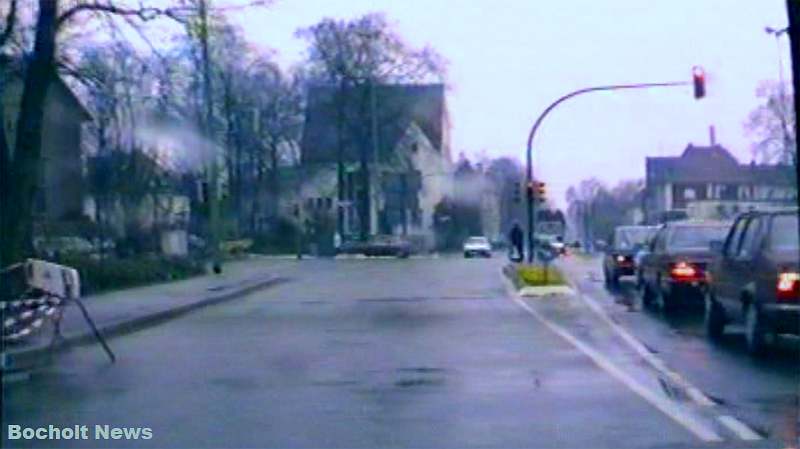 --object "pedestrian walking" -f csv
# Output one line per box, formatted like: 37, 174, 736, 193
509, 222, 524, 262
